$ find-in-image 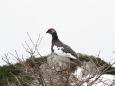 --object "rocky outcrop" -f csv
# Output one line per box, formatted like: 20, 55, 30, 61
30, 55, 98, 86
